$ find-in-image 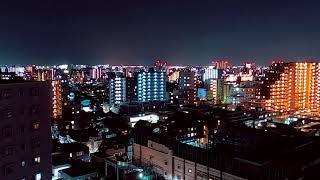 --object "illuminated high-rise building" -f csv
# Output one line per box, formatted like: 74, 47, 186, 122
203, 67, 218, 101
178, 69, 196, 104
126, 77, 137, 103
203, 67, 224, 103
38, 69, 53, 81
269, 66, 289, 112
136, 68, 166, 102
31, 65, 39, 81
168, 71, 180, 82
256, 61, 286, 100
0, 66, 25, 77
90, 66, 102, 80
288, 62, 320, 112
203, 66, 218, 82
154, 59, 168, 72
263, 62, 320, 113
52, 80, 62, 119
109, 76, 126, 106
212, 60, 230, 70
